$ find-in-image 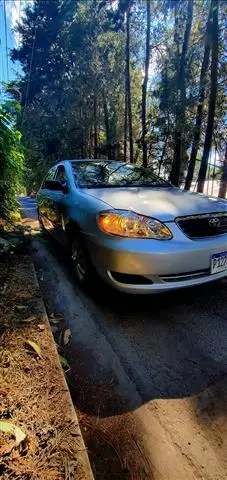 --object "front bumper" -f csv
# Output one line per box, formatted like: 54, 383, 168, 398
97, 268, 227, 294
86, 223, 227, 294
